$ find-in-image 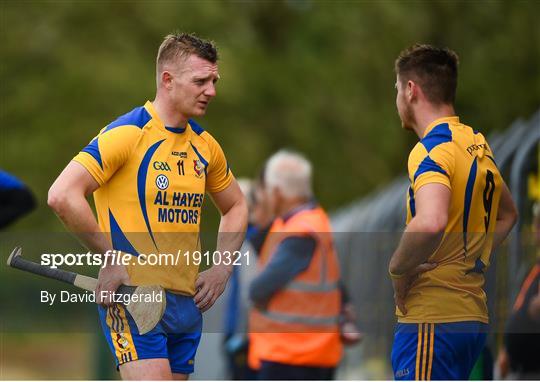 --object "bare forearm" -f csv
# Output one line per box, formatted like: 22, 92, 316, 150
491, 183, 518, 251
215, 202, 247, 273
389, 218, 444, 275
491, 215, 517, 252
48, 161, 111, 255
193, 198, 247, 311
